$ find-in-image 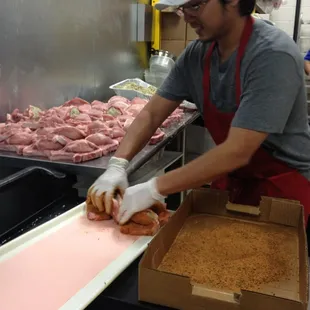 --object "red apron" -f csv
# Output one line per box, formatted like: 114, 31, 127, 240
203, 16, 310, 225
